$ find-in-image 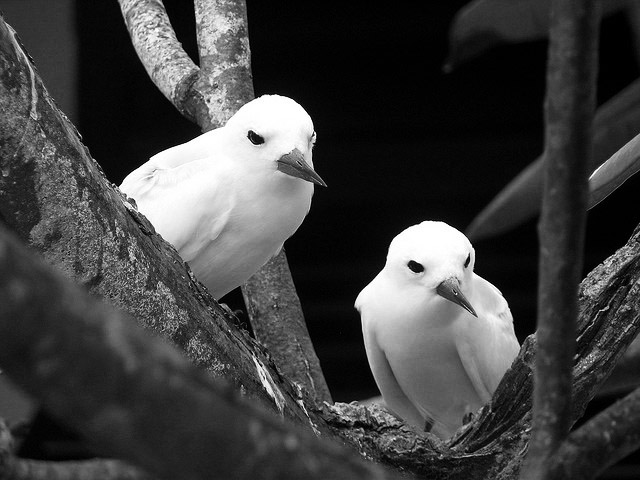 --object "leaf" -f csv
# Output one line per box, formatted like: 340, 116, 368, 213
466, 78, 640, 241
588, 131, 640, 209
445, 0, 631, 72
